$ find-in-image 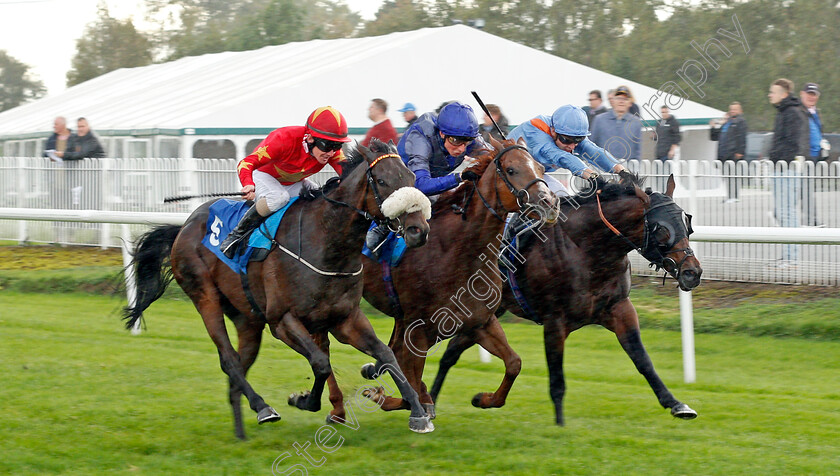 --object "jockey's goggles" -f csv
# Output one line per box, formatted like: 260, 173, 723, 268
445, 135, 475, 147
312, 137, 344, 152
556, 134, 585, 145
